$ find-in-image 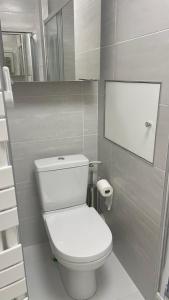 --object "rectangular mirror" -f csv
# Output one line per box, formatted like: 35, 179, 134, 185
2, 32, 36, 81
0, 0, 101, 82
